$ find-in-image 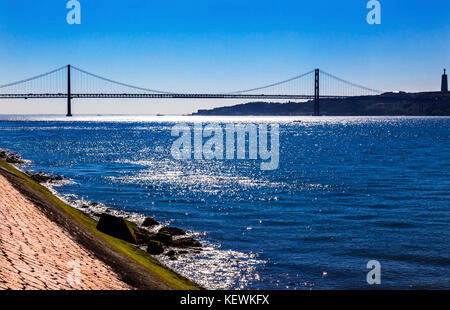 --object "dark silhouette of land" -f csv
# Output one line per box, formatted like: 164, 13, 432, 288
192, 92, 450, 116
